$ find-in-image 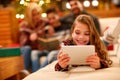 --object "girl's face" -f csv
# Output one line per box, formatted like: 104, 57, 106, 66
72, 22, 90, 45
32, 9, 40, 24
